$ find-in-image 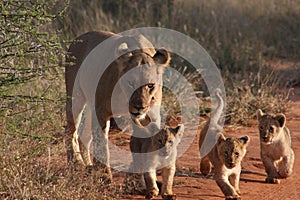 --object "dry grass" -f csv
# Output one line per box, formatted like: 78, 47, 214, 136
1, 0, 300, 199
